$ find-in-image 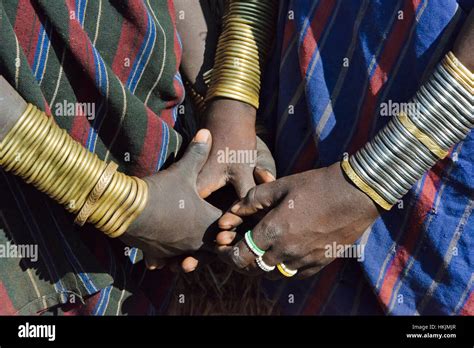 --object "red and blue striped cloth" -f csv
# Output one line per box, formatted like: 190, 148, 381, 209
260, 0, 473, 315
